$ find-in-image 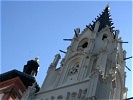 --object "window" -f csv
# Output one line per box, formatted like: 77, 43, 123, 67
66, 92, 70, 100
51, 96, 54, 100
77, 89, 82, 99
91, 58, 97, 72
77, 38, 88, 51
57, 95, 63, 100
71, 92, 77, 100
102, 34, 107, 40
82, 42, 88, 48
